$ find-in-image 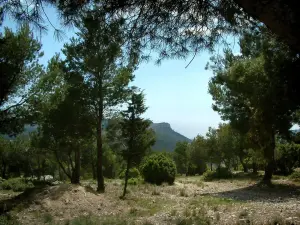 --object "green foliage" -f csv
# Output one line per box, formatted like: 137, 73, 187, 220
275, 143, 300, 175
202, 168, 233, 181
188, 135, 208, 176
289, 171, 300, 181
0, 24, 44, 135
60, 9, 138, 191
173, 141, 190, 174
119, 88, 155, 196
208, 29, 300, 180
0, 215, 19, 225
0, 177, 34, 192
119, 167, 140, 179
127, 178, 142, 185
141, 153, 177, 185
